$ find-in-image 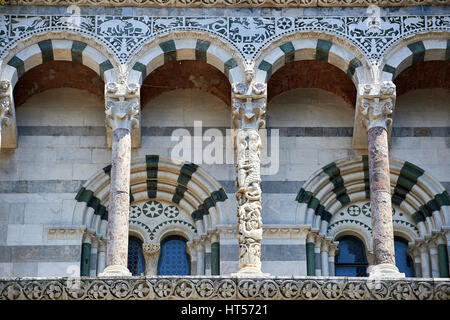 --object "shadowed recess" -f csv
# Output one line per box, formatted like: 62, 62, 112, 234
140, 60, 231, 107
394, 61, 450, 97
267, 60, 356, 107
13, 60, 105, 107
